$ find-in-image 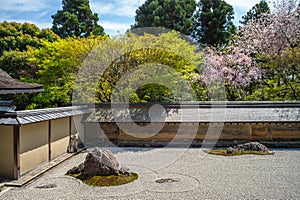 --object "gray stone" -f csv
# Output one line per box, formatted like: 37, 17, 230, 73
119, 165, 130, 175
83, 148, 119, 176
66, 148, 125, 176
230, 142, 270, 153
226, 147, 235, 154
155, 178, 178, 184
67, 135, 78, 153
66, 163, 84, 175
35, 184, 57, 189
